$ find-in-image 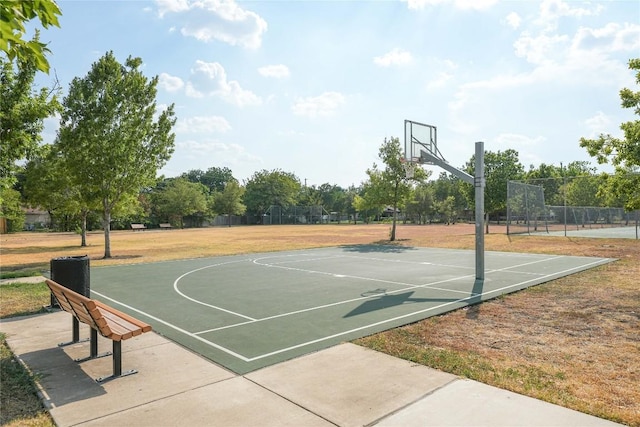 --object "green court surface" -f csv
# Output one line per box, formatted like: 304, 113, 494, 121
89, 245, 613, 374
